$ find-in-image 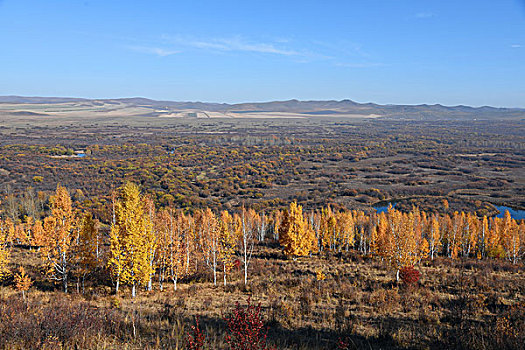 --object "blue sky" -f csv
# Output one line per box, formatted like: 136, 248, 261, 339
0, 0, 524, 107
